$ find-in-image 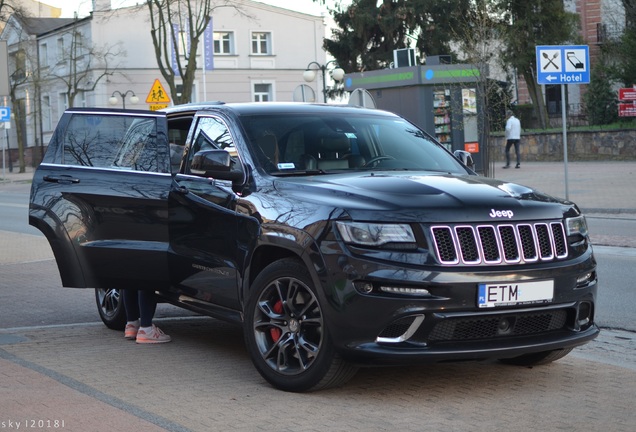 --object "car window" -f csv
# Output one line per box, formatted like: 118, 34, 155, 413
238, 112, 467, 175
185, 115, 239, 173
168, 115, 194, 173
62, 113, 163, 173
